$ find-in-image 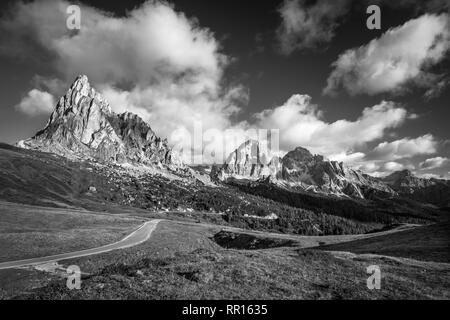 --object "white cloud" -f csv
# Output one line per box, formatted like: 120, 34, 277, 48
328, 152, 366, 163
424, 77, 450, 100
368, 134, 437, 160
419, 156, 449, 169
1, 0, 249, 163
342, 155, 416, 176
254, 94, 407, 156
324, 13, 450, 96
31, 75, 67, 97
1, 0, 226, 86
417, 173, 441, 179
15, 89, 55, 116
3, 0, 445, 169
277, 0, 351, 54
358, 161, 415, 177
383, 161, 406, 172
